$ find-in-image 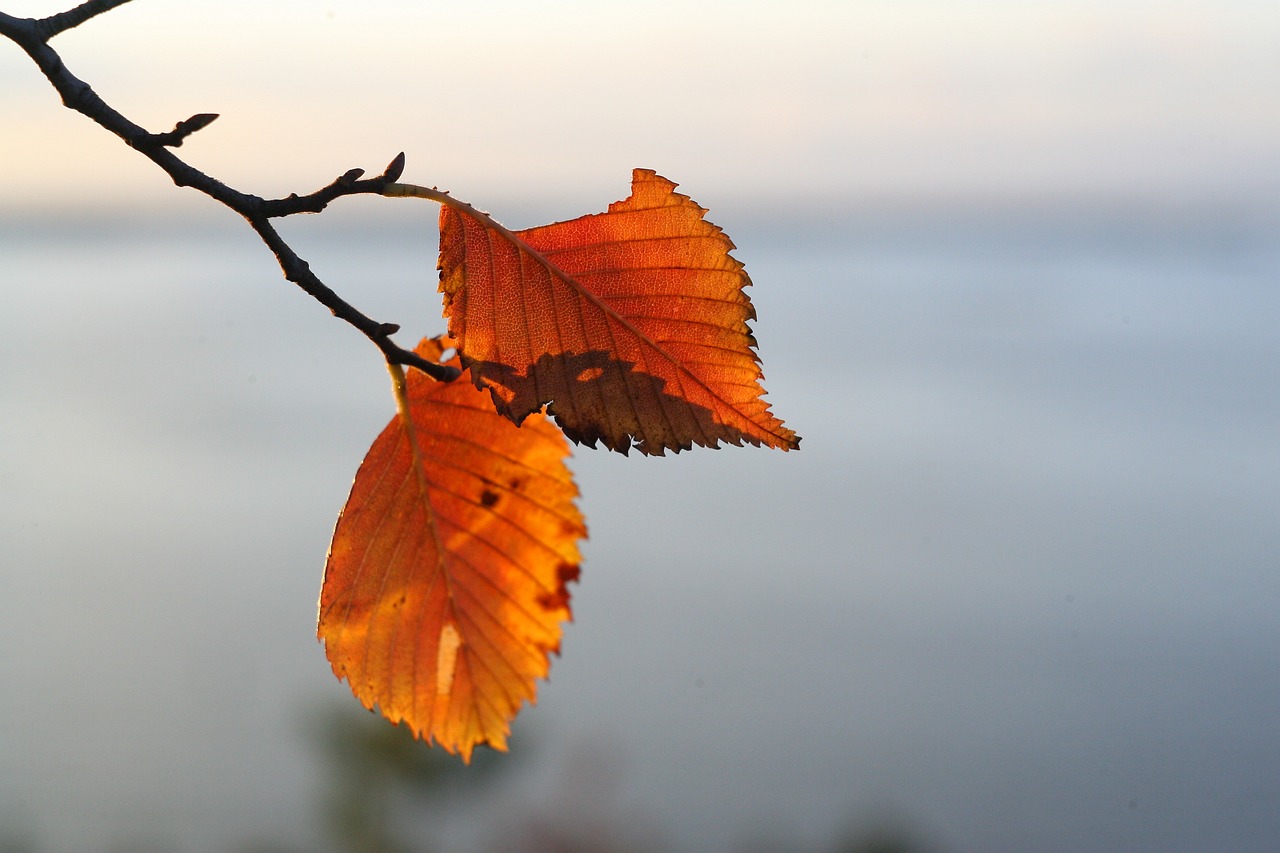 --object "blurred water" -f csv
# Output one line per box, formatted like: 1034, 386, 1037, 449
1, 198, 1278, 852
